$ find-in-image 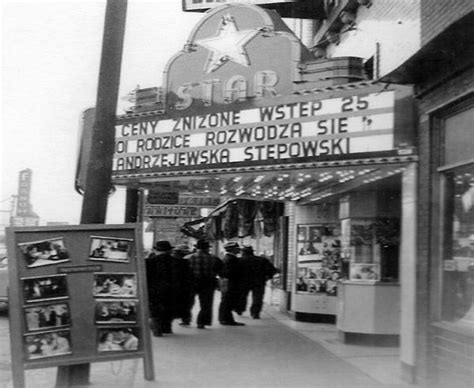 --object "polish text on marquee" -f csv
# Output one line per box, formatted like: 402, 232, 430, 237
113, 91, 395, 171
